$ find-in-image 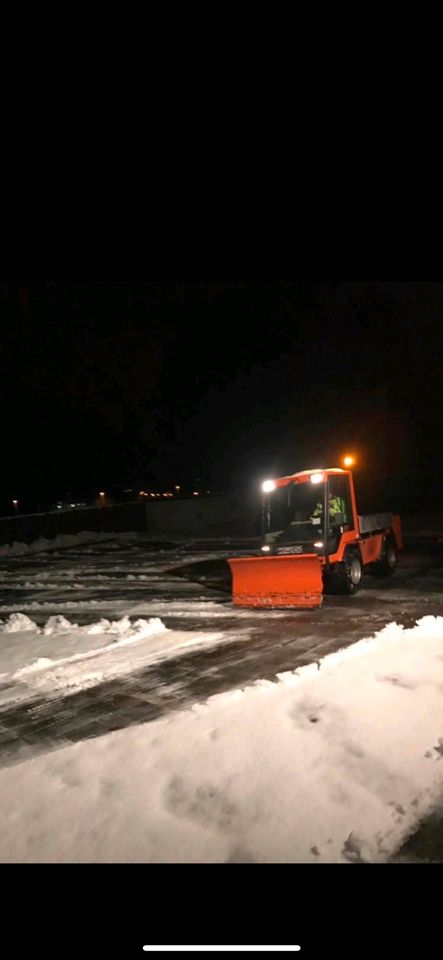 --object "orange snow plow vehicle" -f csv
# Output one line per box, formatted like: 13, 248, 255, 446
228, 465, 402, 609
